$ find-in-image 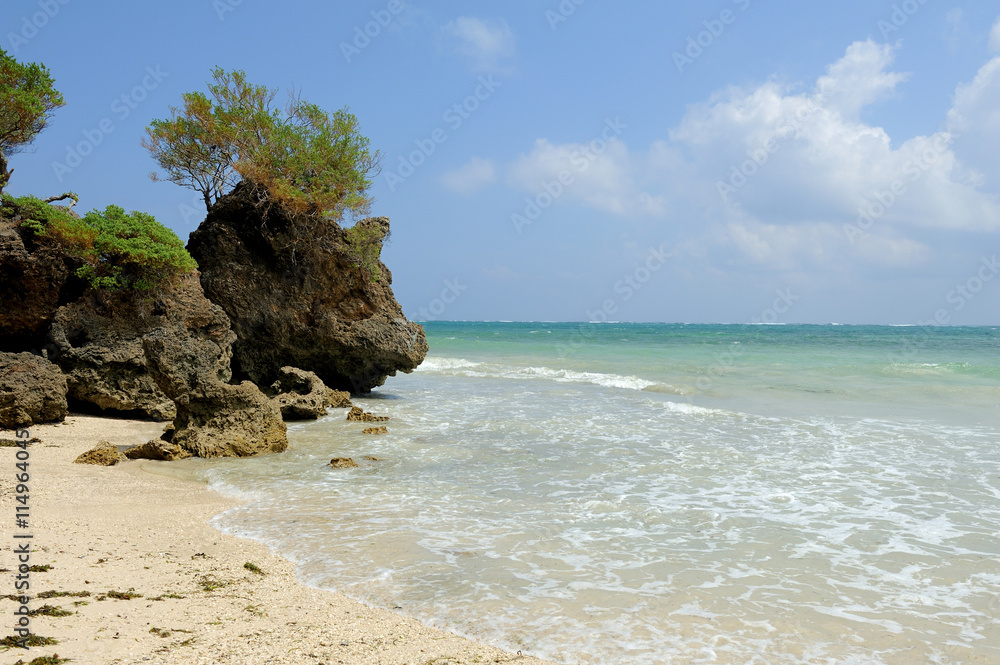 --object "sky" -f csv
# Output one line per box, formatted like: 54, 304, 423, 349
4, 0, 1000, 324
